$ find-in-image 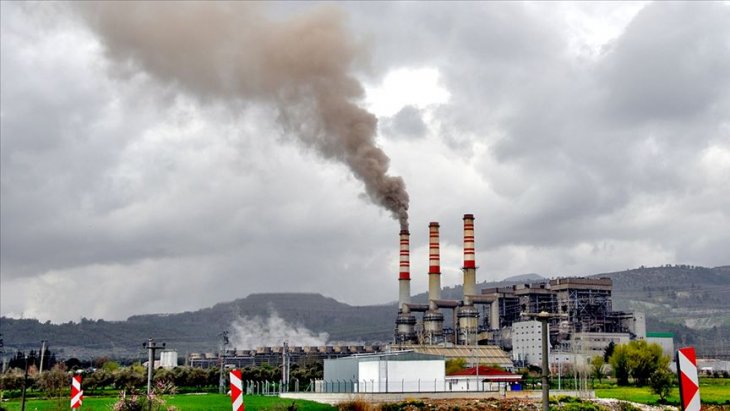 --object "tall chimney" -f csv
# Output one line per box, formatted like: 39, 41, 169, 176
463, 214, 477, 298
398, 229, 411, 311
428, 222, 441, 302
